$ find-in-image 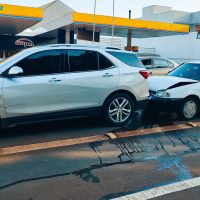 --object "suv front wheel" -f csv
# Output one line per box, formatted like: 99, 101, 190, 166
103, 93, 135, 126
